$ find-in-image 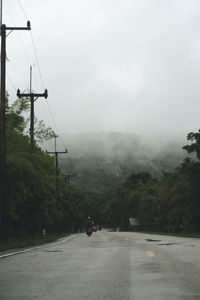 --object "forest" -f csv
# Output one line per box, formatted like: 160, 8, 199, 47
1, 96, 100, 241
1, 95, 200, 244
105, 159, 200, 233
